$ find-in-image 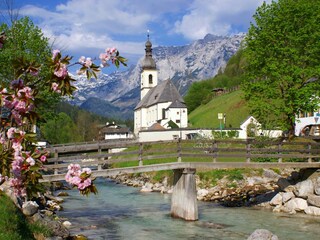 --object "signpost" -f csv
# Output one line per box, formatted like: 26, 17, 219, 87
218, 113, 223, 137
